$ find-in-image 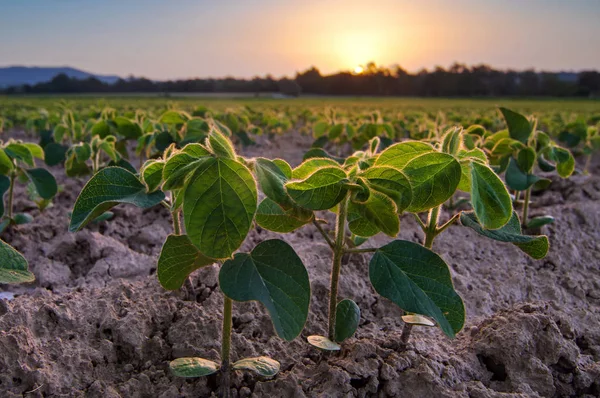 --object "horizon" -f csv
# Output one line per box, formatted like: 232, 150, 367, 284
2, 0, 600, 80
